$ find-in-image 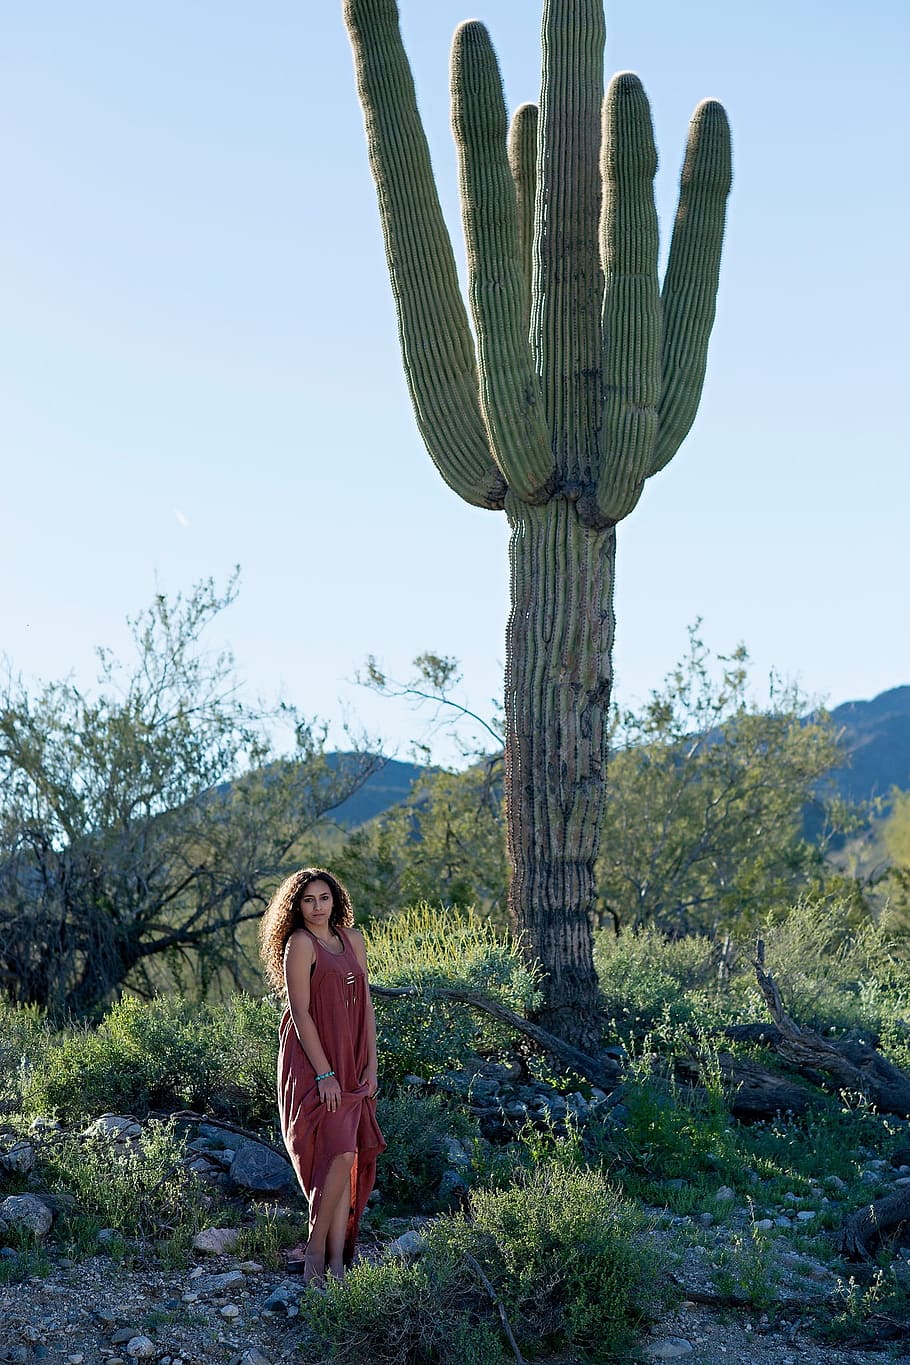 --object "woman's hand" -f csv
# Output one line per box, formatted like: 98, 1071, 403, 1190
360, 1066, 379, 1099
317, 1074, 343, 1112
